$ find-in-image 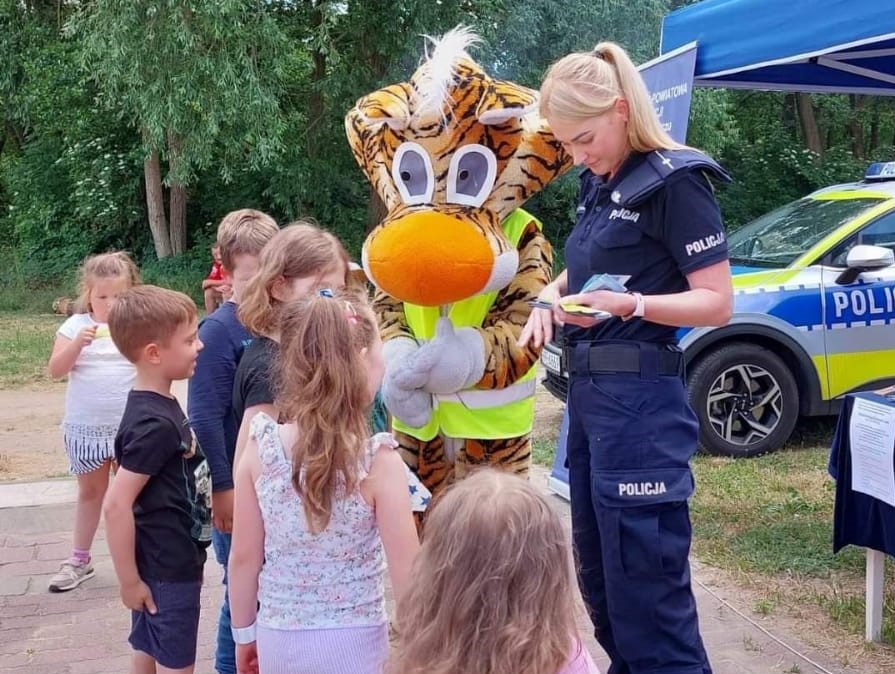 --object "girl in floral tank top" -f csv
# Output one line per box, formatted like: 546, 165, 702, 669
229, 288, 421, 674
